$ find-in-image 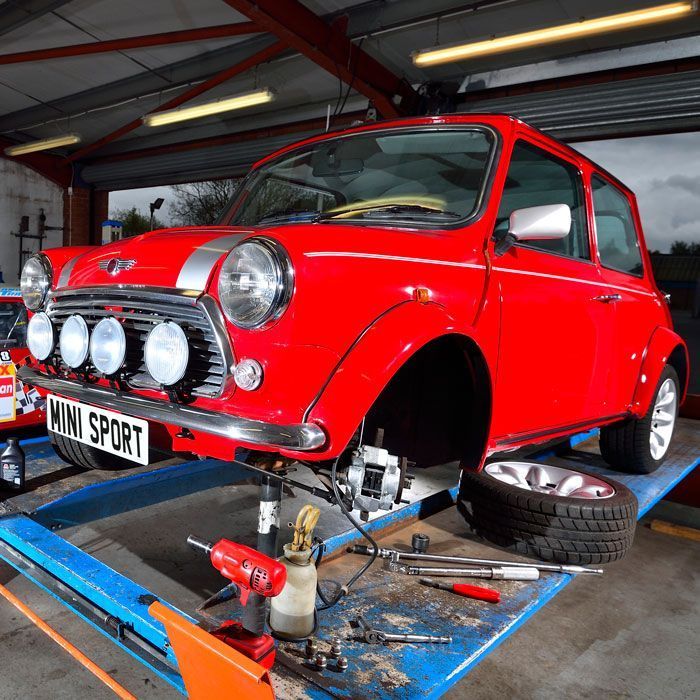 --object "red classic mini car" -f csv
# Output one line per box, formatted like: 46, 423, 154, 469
0, 288, 46, 431
18, 115, 688, 563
